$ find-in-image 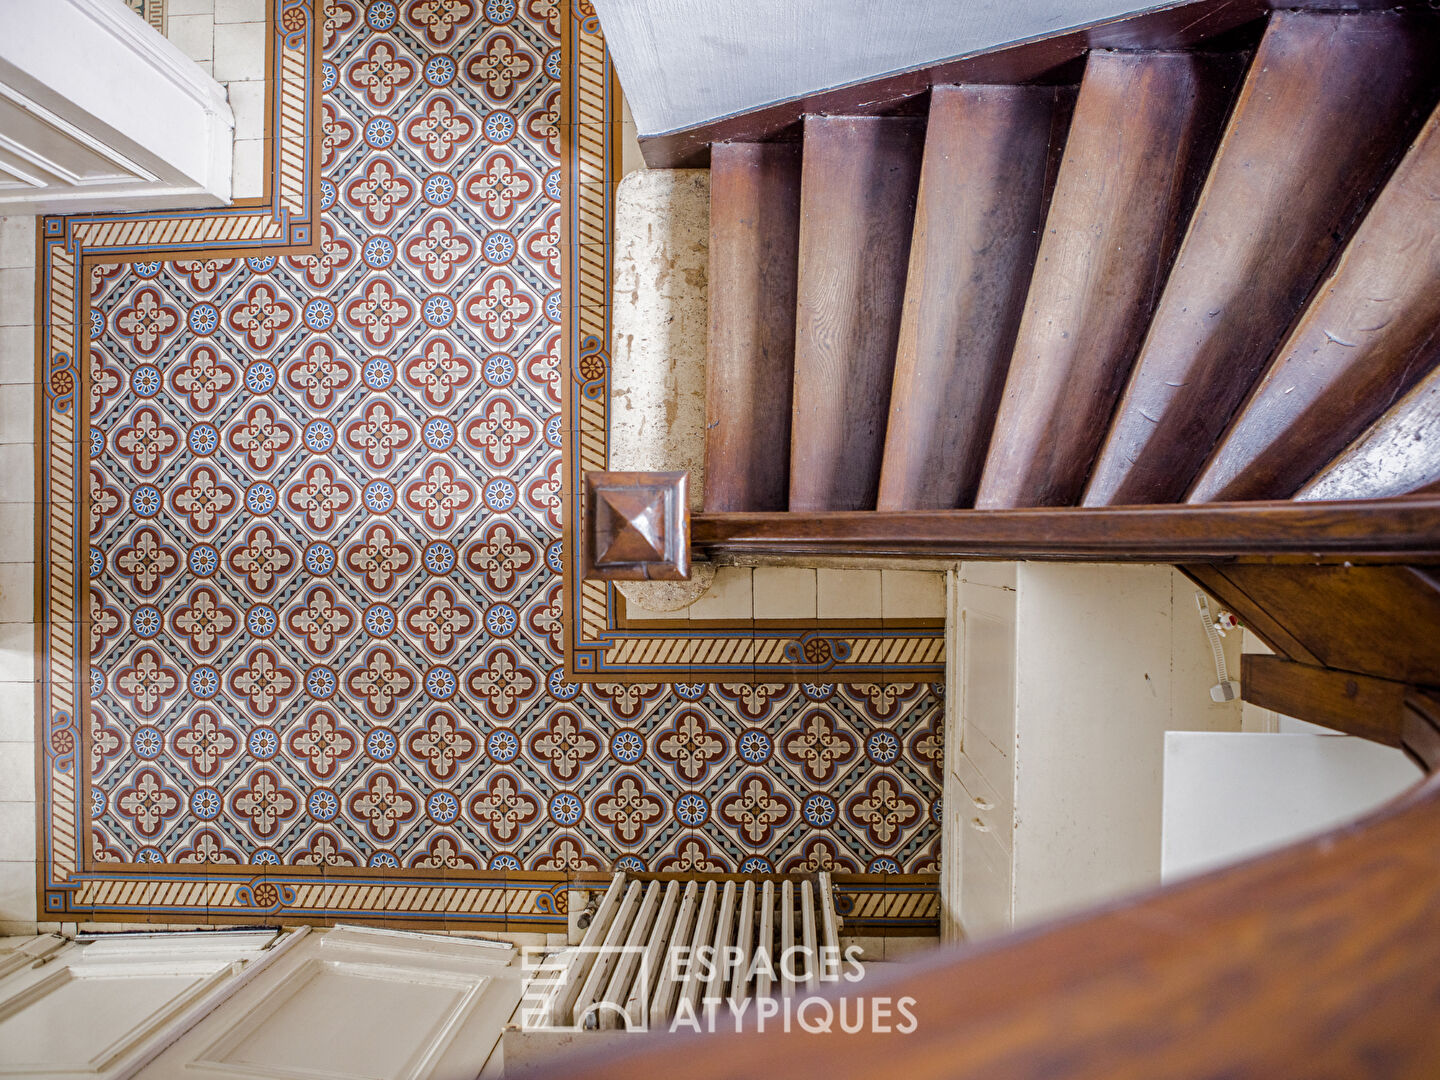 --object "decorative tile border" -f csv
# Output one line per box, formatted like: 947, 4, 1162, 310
557, 7, 942, 684
125, 0, 168, 35
833, 874, 941, 935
